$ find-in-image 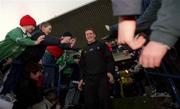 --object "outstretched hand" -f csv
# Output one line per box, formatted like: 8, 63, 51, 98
139, 41, 168, 68
78, 79, 84, 91
118, 18, 146, 50
35, 35, 45, 45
